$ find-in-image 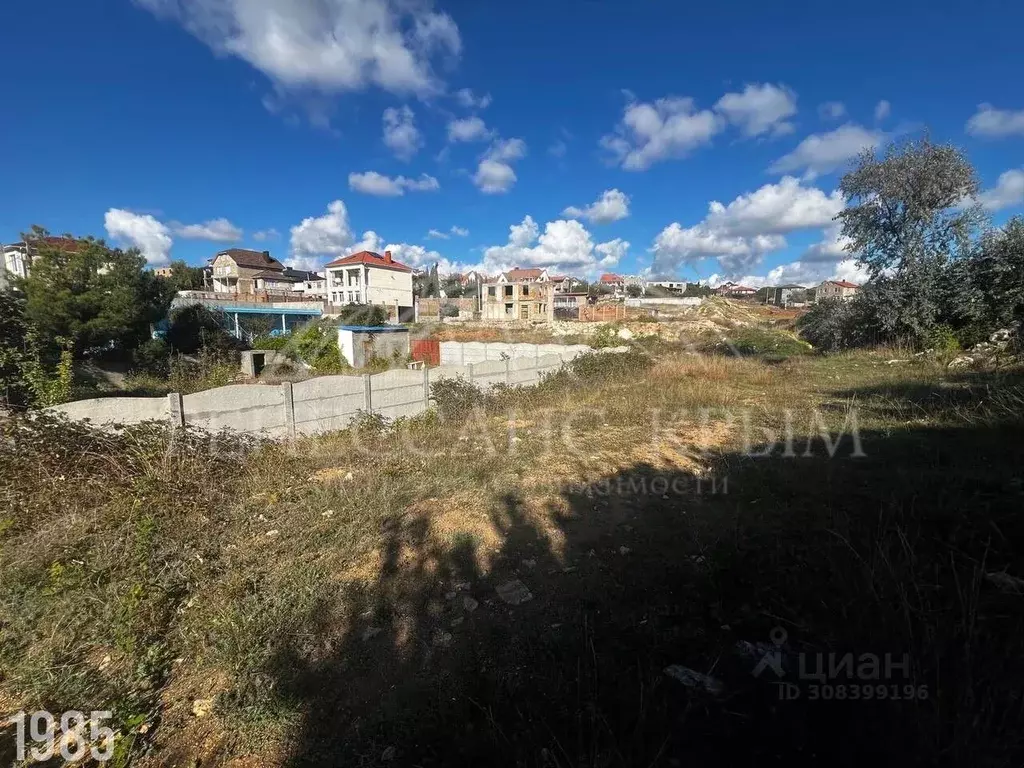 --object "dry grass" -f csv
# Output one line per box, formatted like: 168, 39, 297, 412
2, 345, 1023, 767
